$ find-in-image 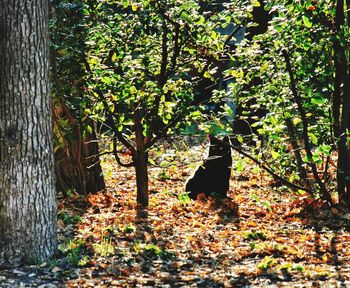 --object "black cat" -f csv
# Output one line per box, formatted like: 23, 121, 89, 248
185, 135, 232, 199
